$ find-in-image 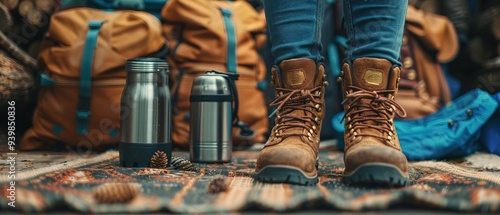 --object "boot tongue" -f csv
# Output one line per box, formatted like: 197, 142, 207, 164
278, 58, 319, 89
351, 58, 393, 91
